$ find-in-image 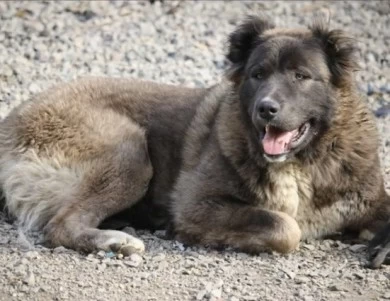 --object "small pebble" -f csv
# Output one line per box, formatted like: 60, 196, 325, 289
153, 253, 166, 262
53, 246, 68, 254
353, 272, 365, 280
294, 276, 310, 284
23, 272, 35, 286
349, 244, 367, 253
24, 251, 39, 259
301, 244, 315, 251
124, 253, 143, 267
105, 251, 116, 258
196, 289, 207, 300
